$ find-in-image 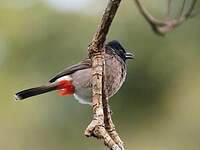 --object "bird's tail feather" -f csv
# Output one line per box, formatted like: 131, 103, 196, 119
15, 83, 57, 100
